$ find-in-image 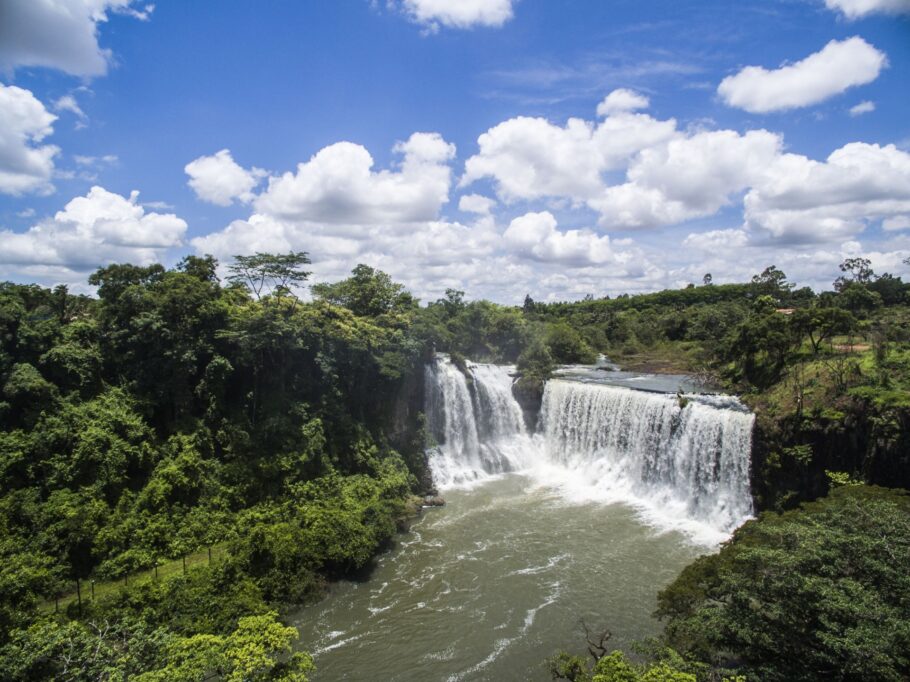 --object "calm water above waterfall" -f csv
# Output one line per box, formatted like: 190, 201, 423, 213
292, 356, 755, 680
